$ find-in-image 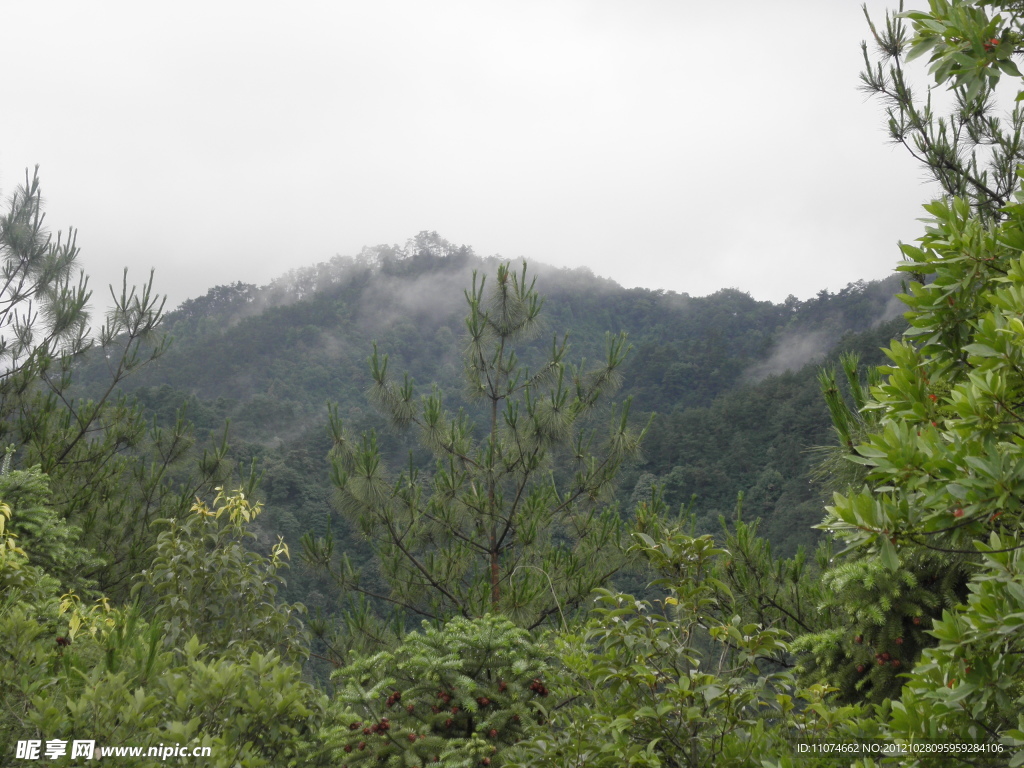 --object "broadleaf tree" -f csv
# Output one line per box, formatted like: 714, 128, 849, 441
306, 261, 646, 644
506, 510, 869, 768
0, 483, 327, 767
814, 1, 1024, 760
